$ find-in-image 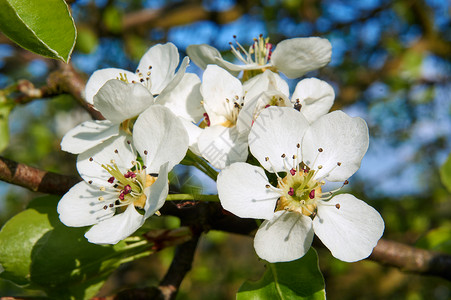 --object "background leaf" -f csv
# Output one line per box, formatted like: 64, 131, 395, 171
237, 249, 325, 300
439, 153, 451, 193
0, 0, 76, 62
0, 196, 152, 299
